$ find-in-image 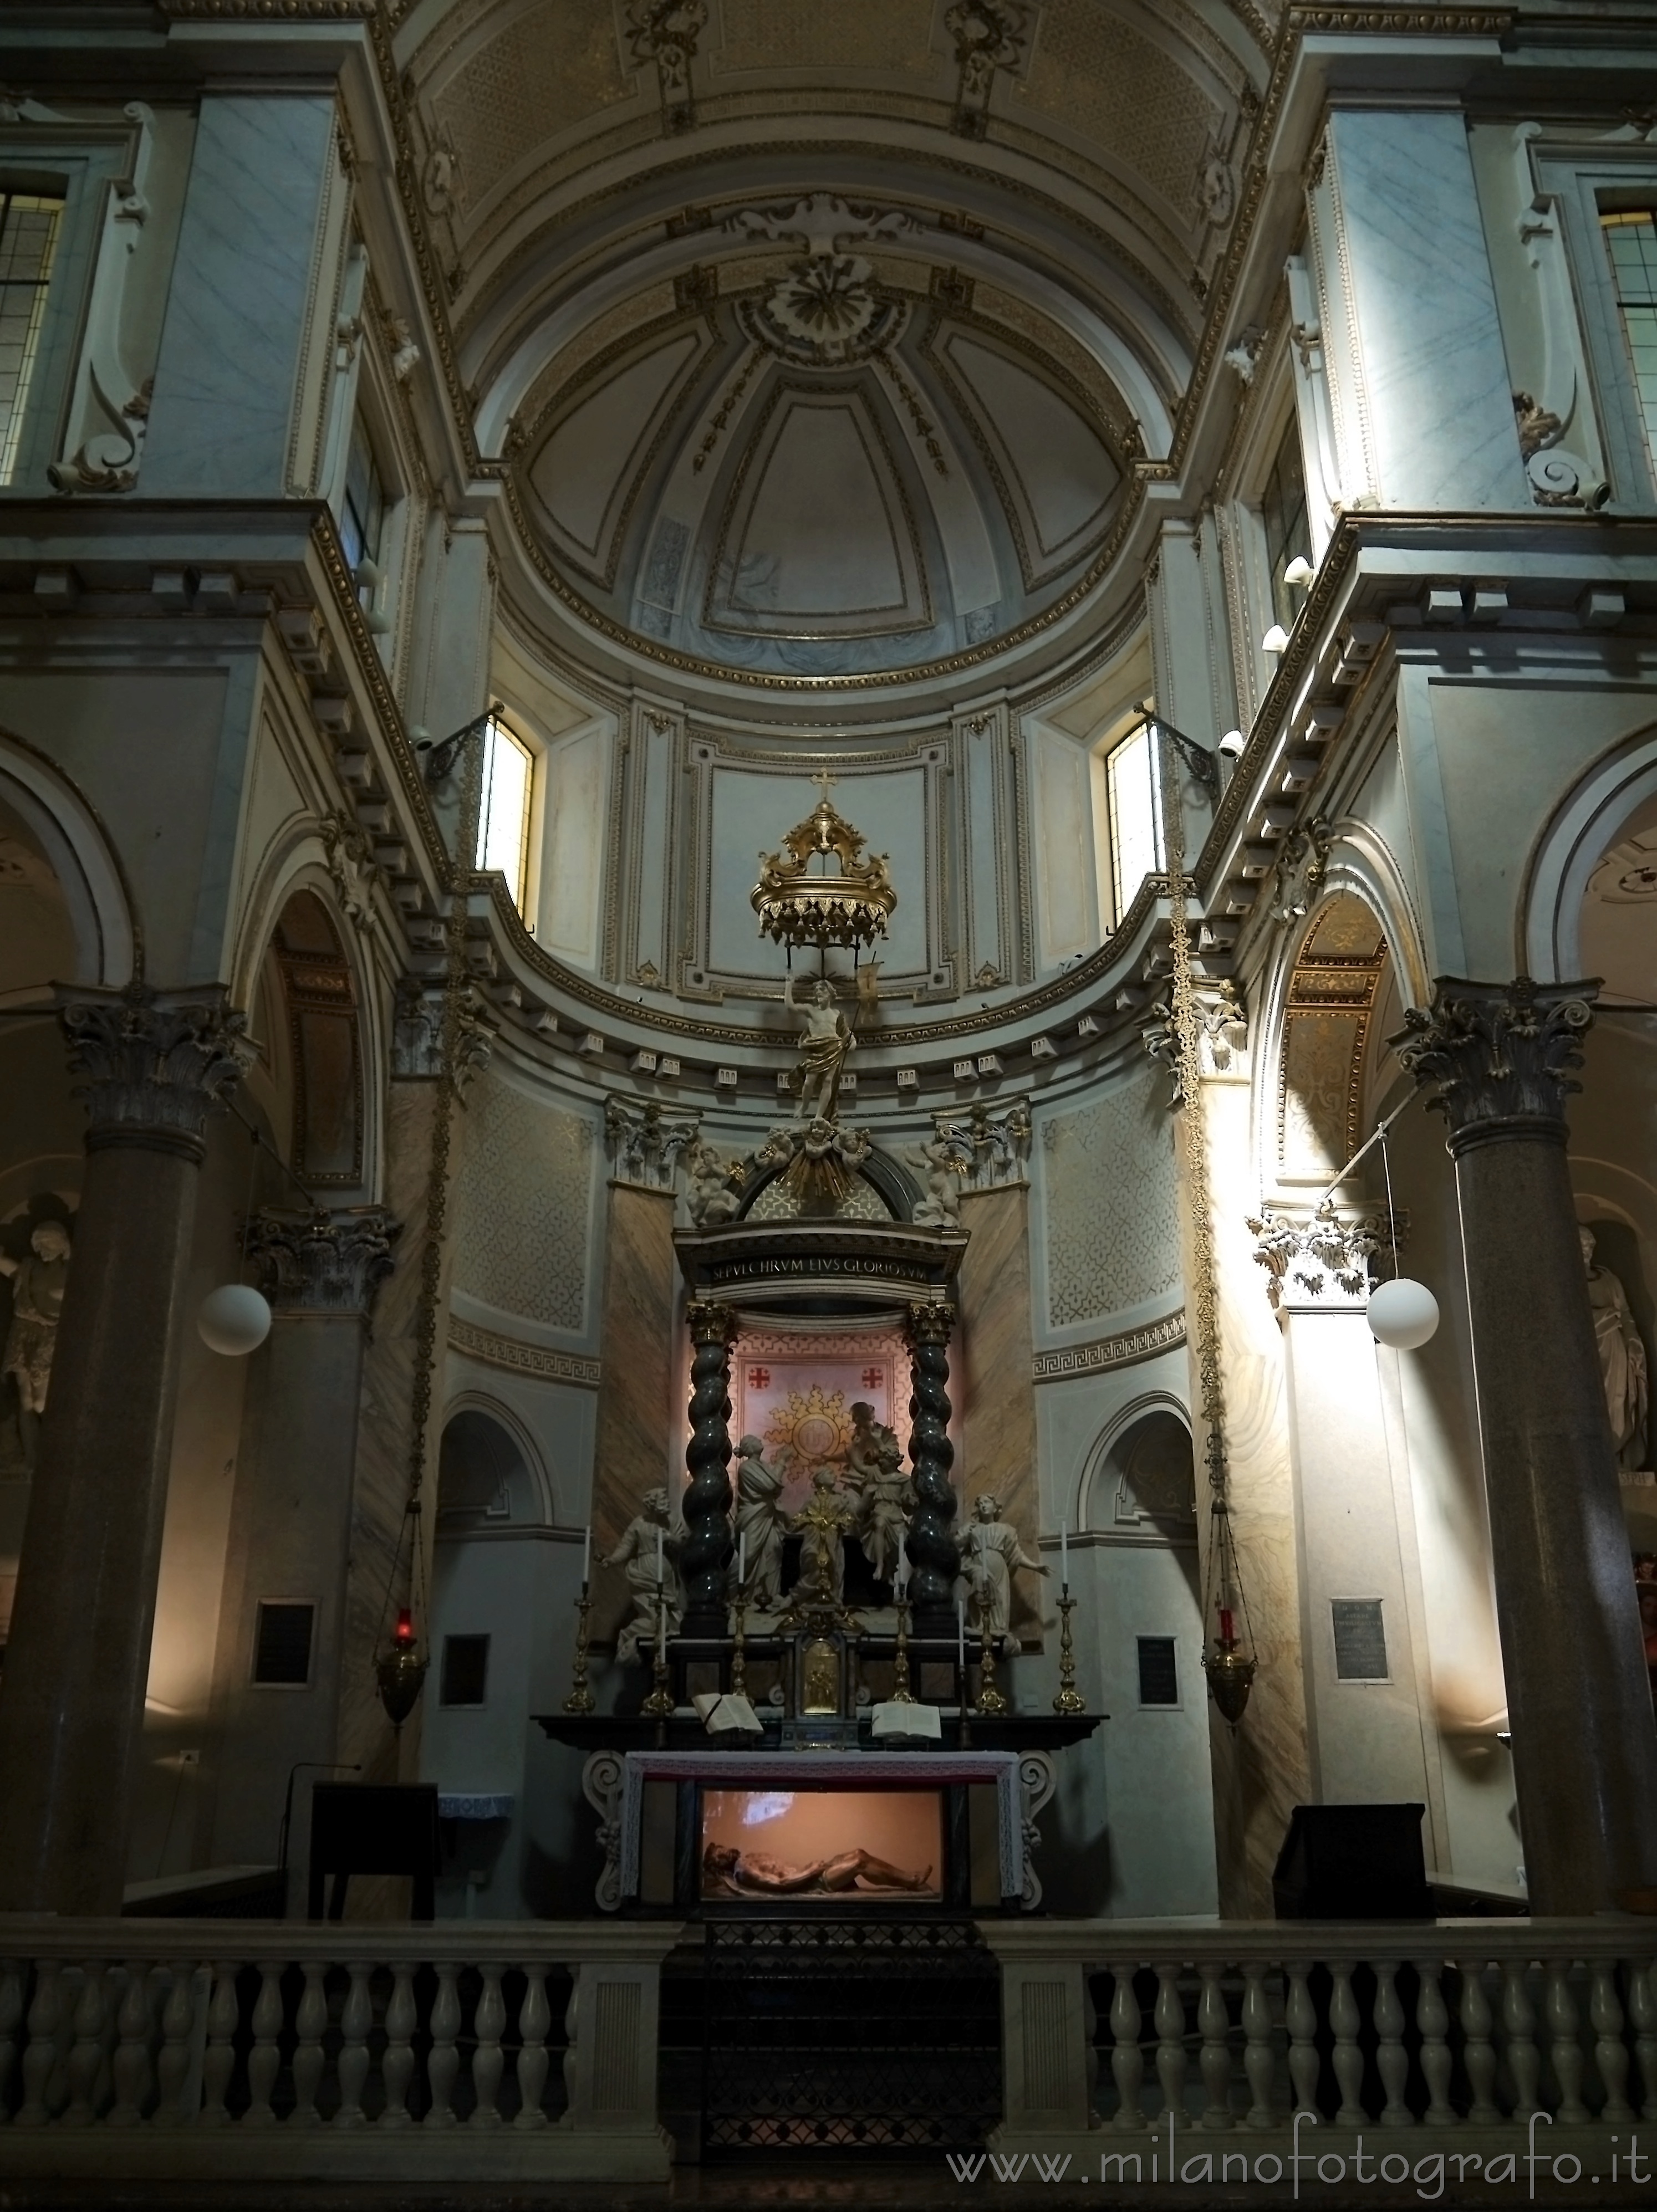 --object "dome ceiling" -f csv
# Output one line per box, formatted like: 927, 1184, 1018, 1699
391, 0, 1271, 702
507, 198, 1135, 679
